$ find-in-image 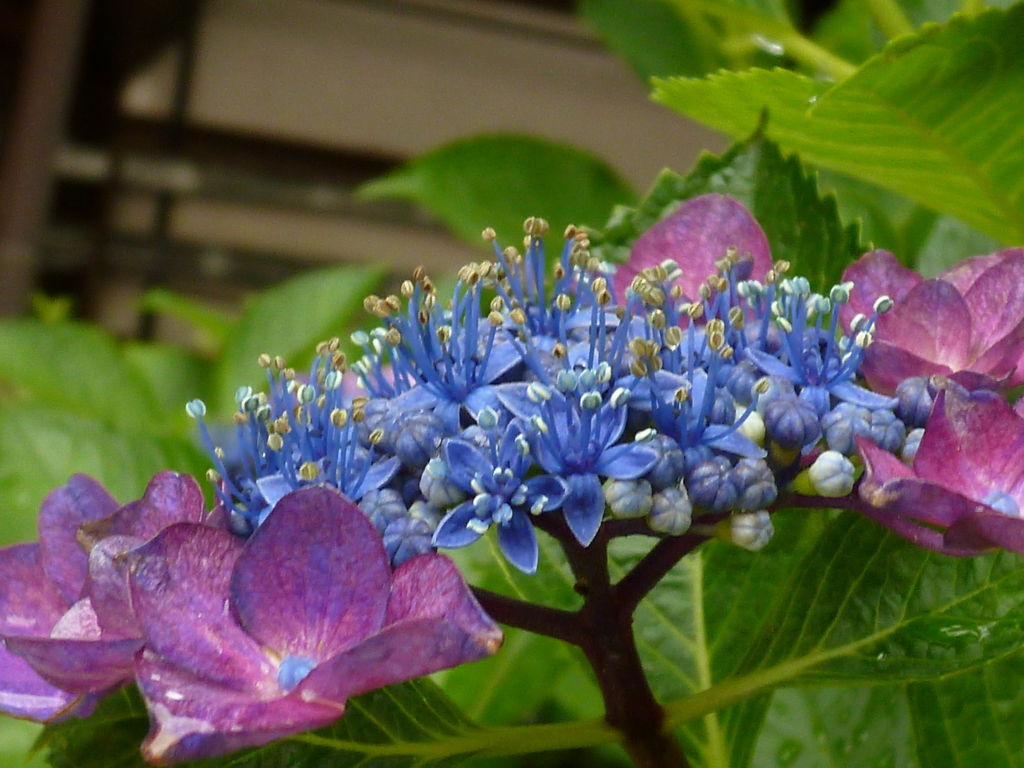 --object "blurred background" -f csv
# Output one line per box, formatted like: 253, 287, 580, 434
0, 0, 729, 338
